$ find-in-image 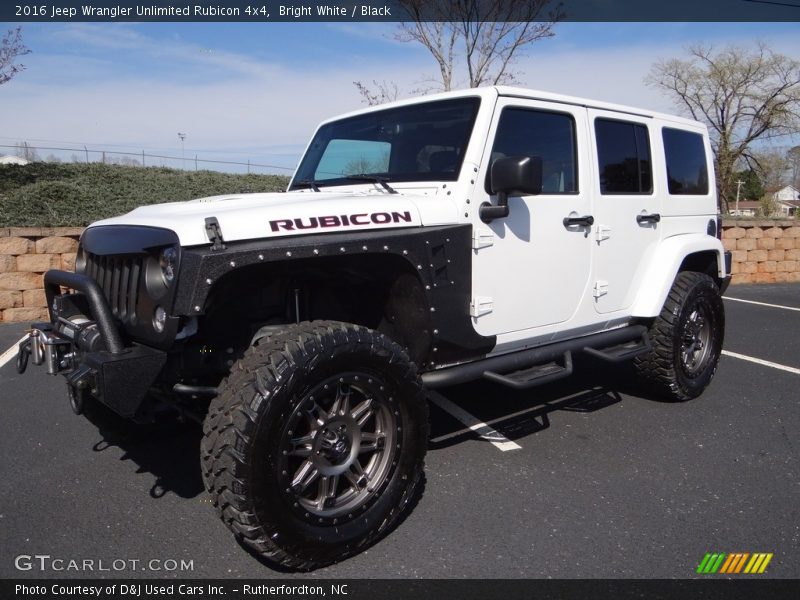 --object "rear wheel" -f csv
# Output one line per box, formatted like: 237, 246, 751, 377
201, 321, 428, 570
634, 271, 724, 401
